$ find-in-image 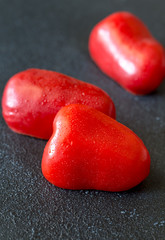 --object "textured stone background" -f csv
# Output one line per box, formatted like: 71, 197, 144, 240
0, 0, 165, 239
